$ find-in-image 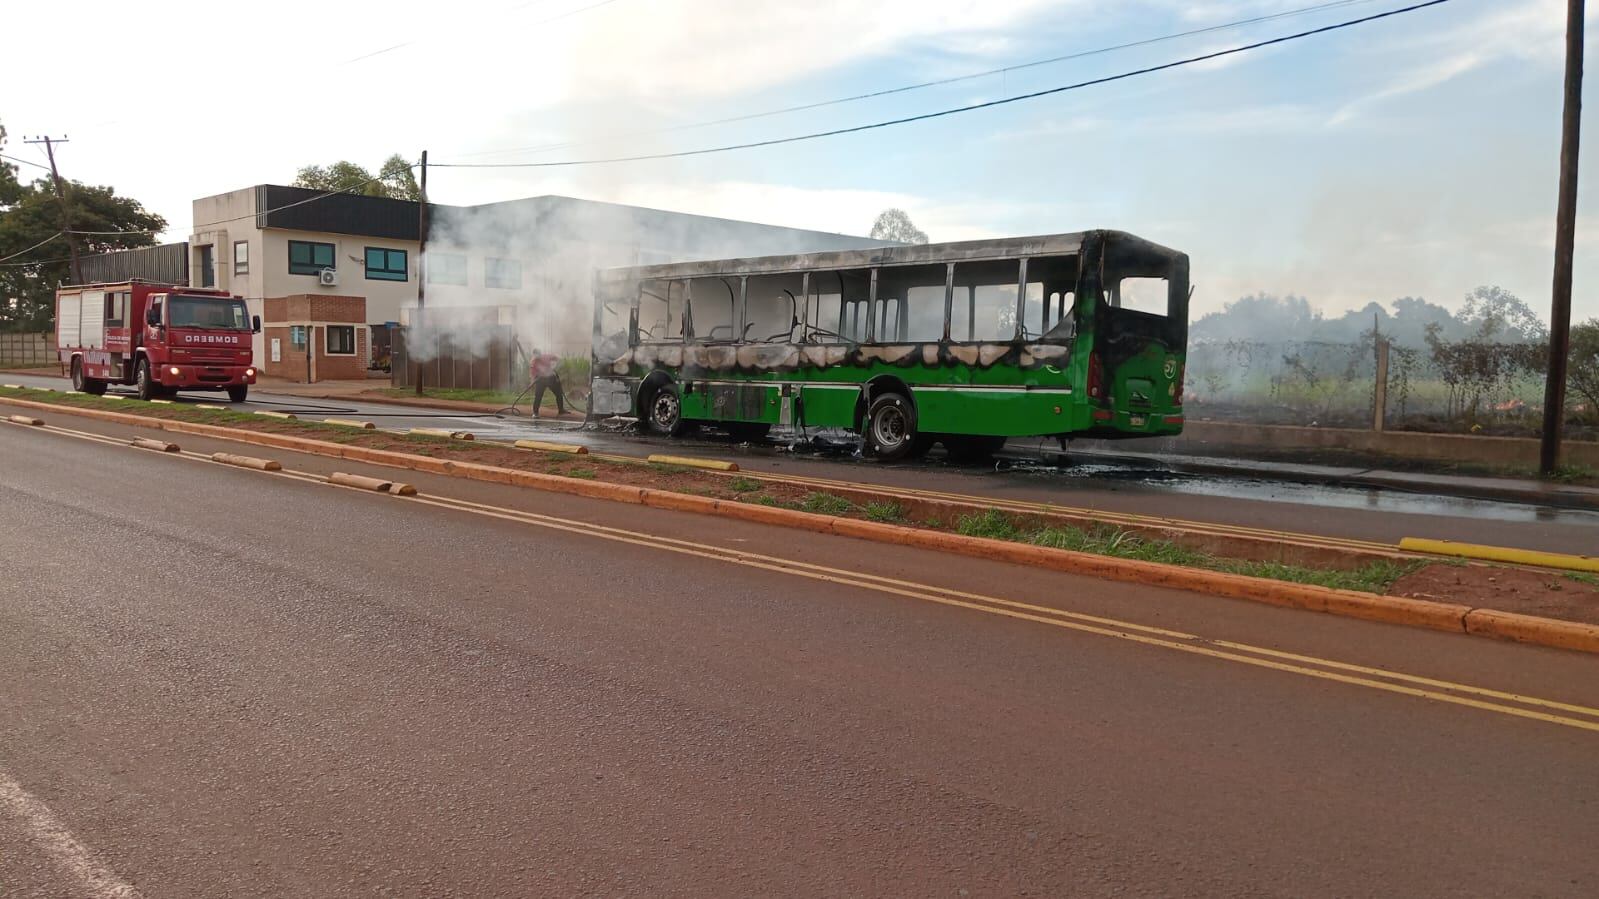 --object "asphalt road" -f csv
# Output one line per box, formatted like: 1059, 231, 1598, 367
3, 417, 1599, 897
5, 370, 1598, 556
